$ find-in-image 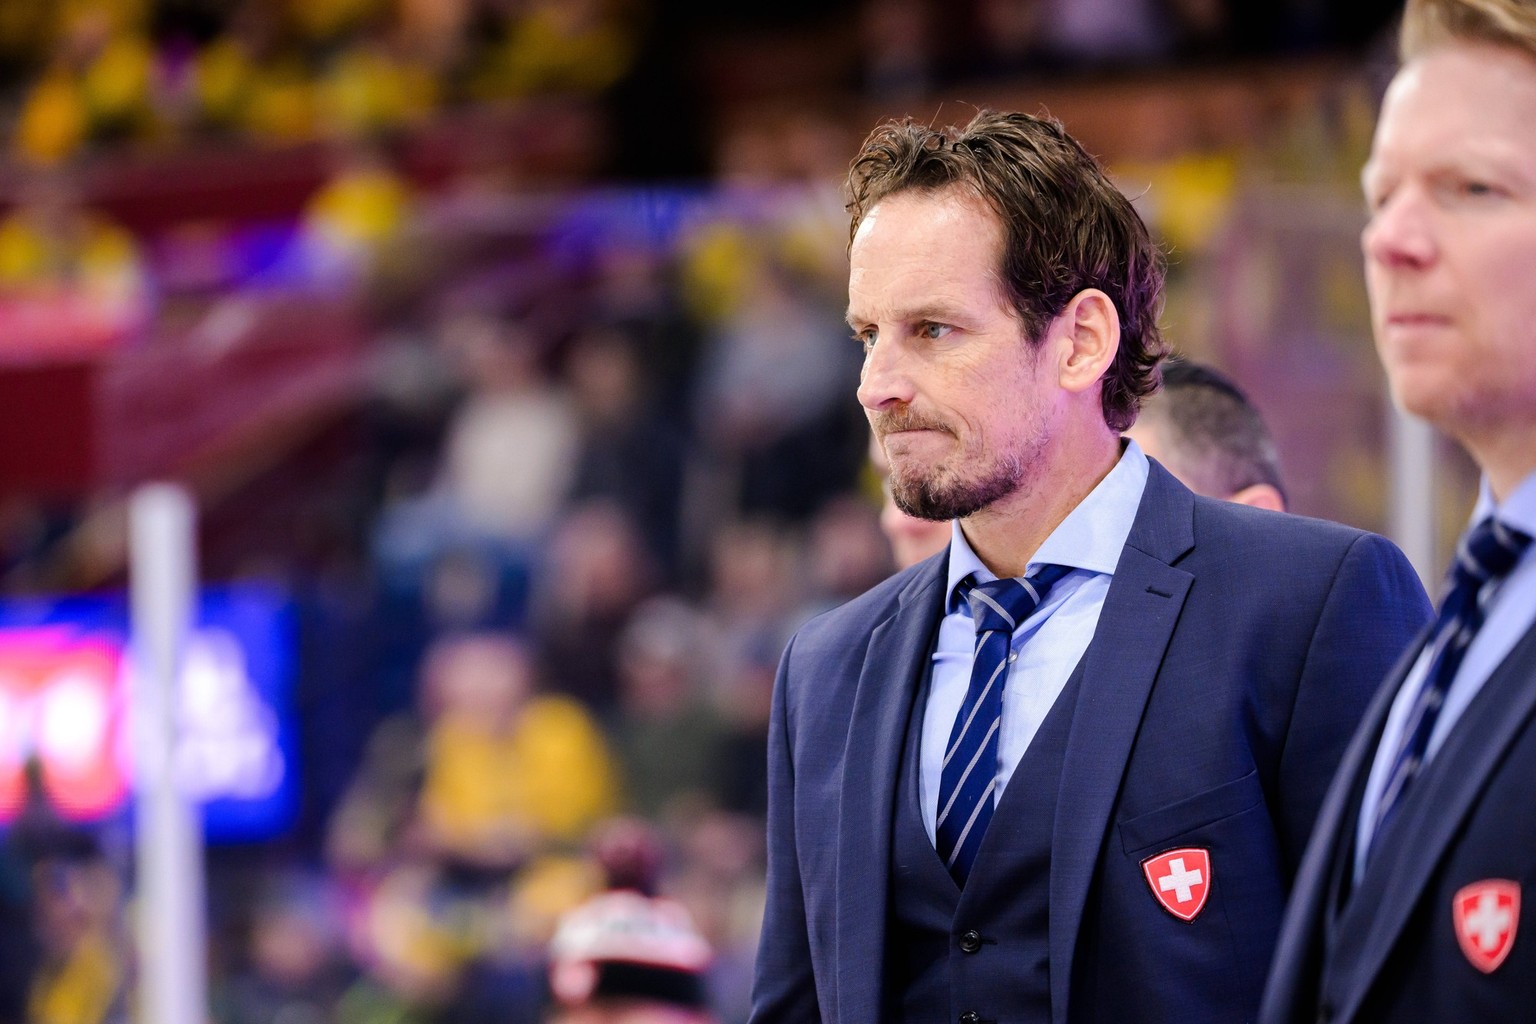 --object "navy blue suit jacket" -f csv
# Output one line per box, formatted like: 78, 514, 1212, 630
1260, 610, 1536, 1023
751, 462, 1430, 1024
